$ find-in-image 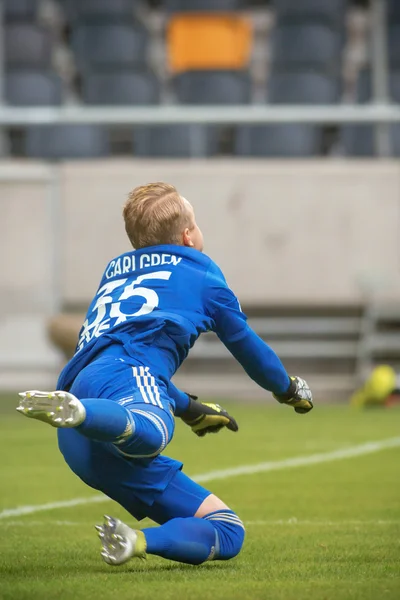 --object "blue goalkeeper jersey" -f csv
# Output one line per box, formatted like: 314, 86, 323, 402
57, 245, 248, 390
